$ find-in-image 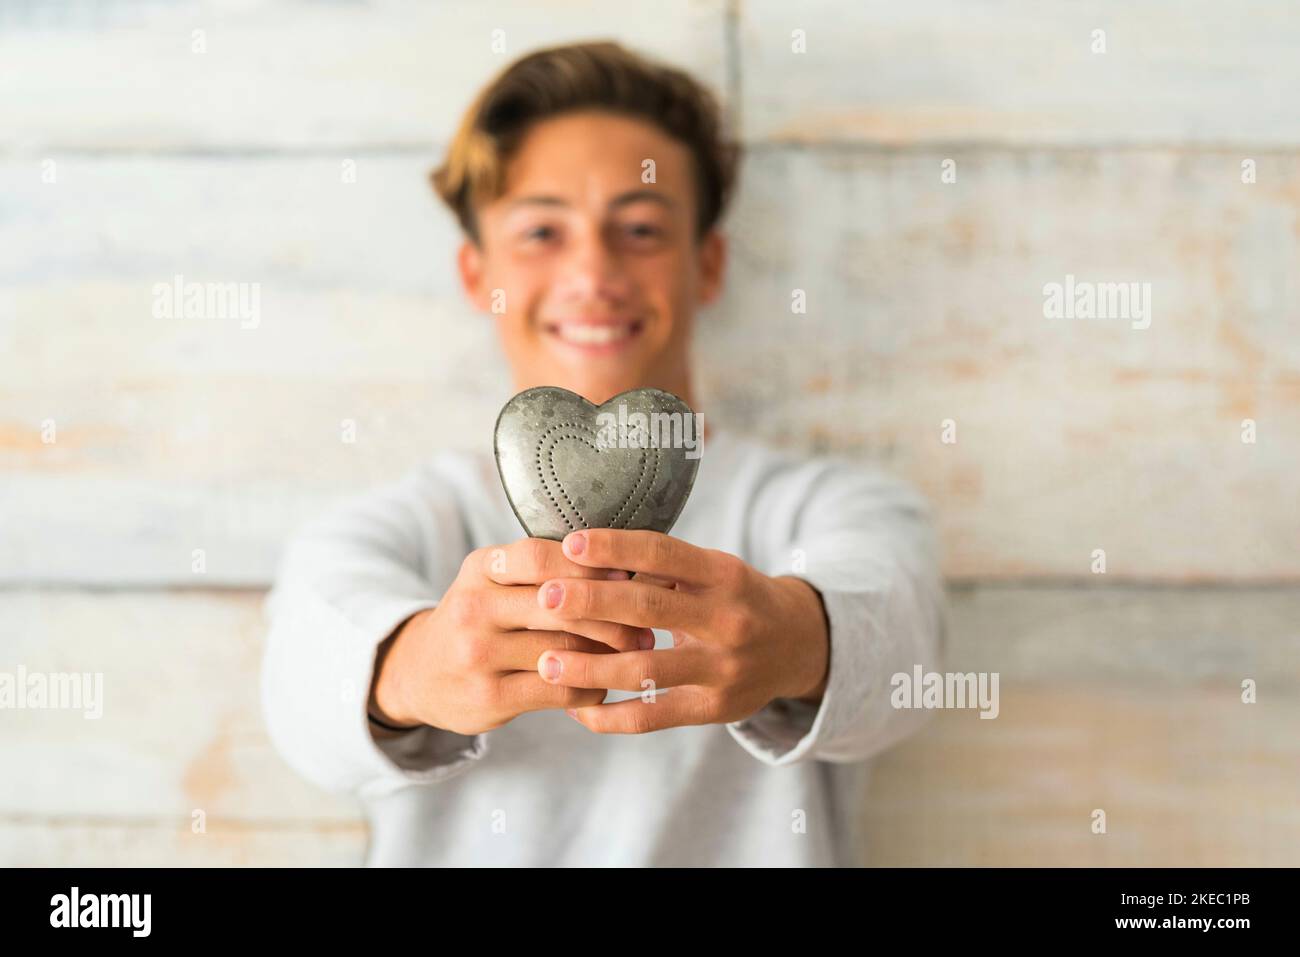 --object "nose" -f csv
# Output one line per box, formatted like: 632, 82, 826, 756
558, 224, 630, 304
